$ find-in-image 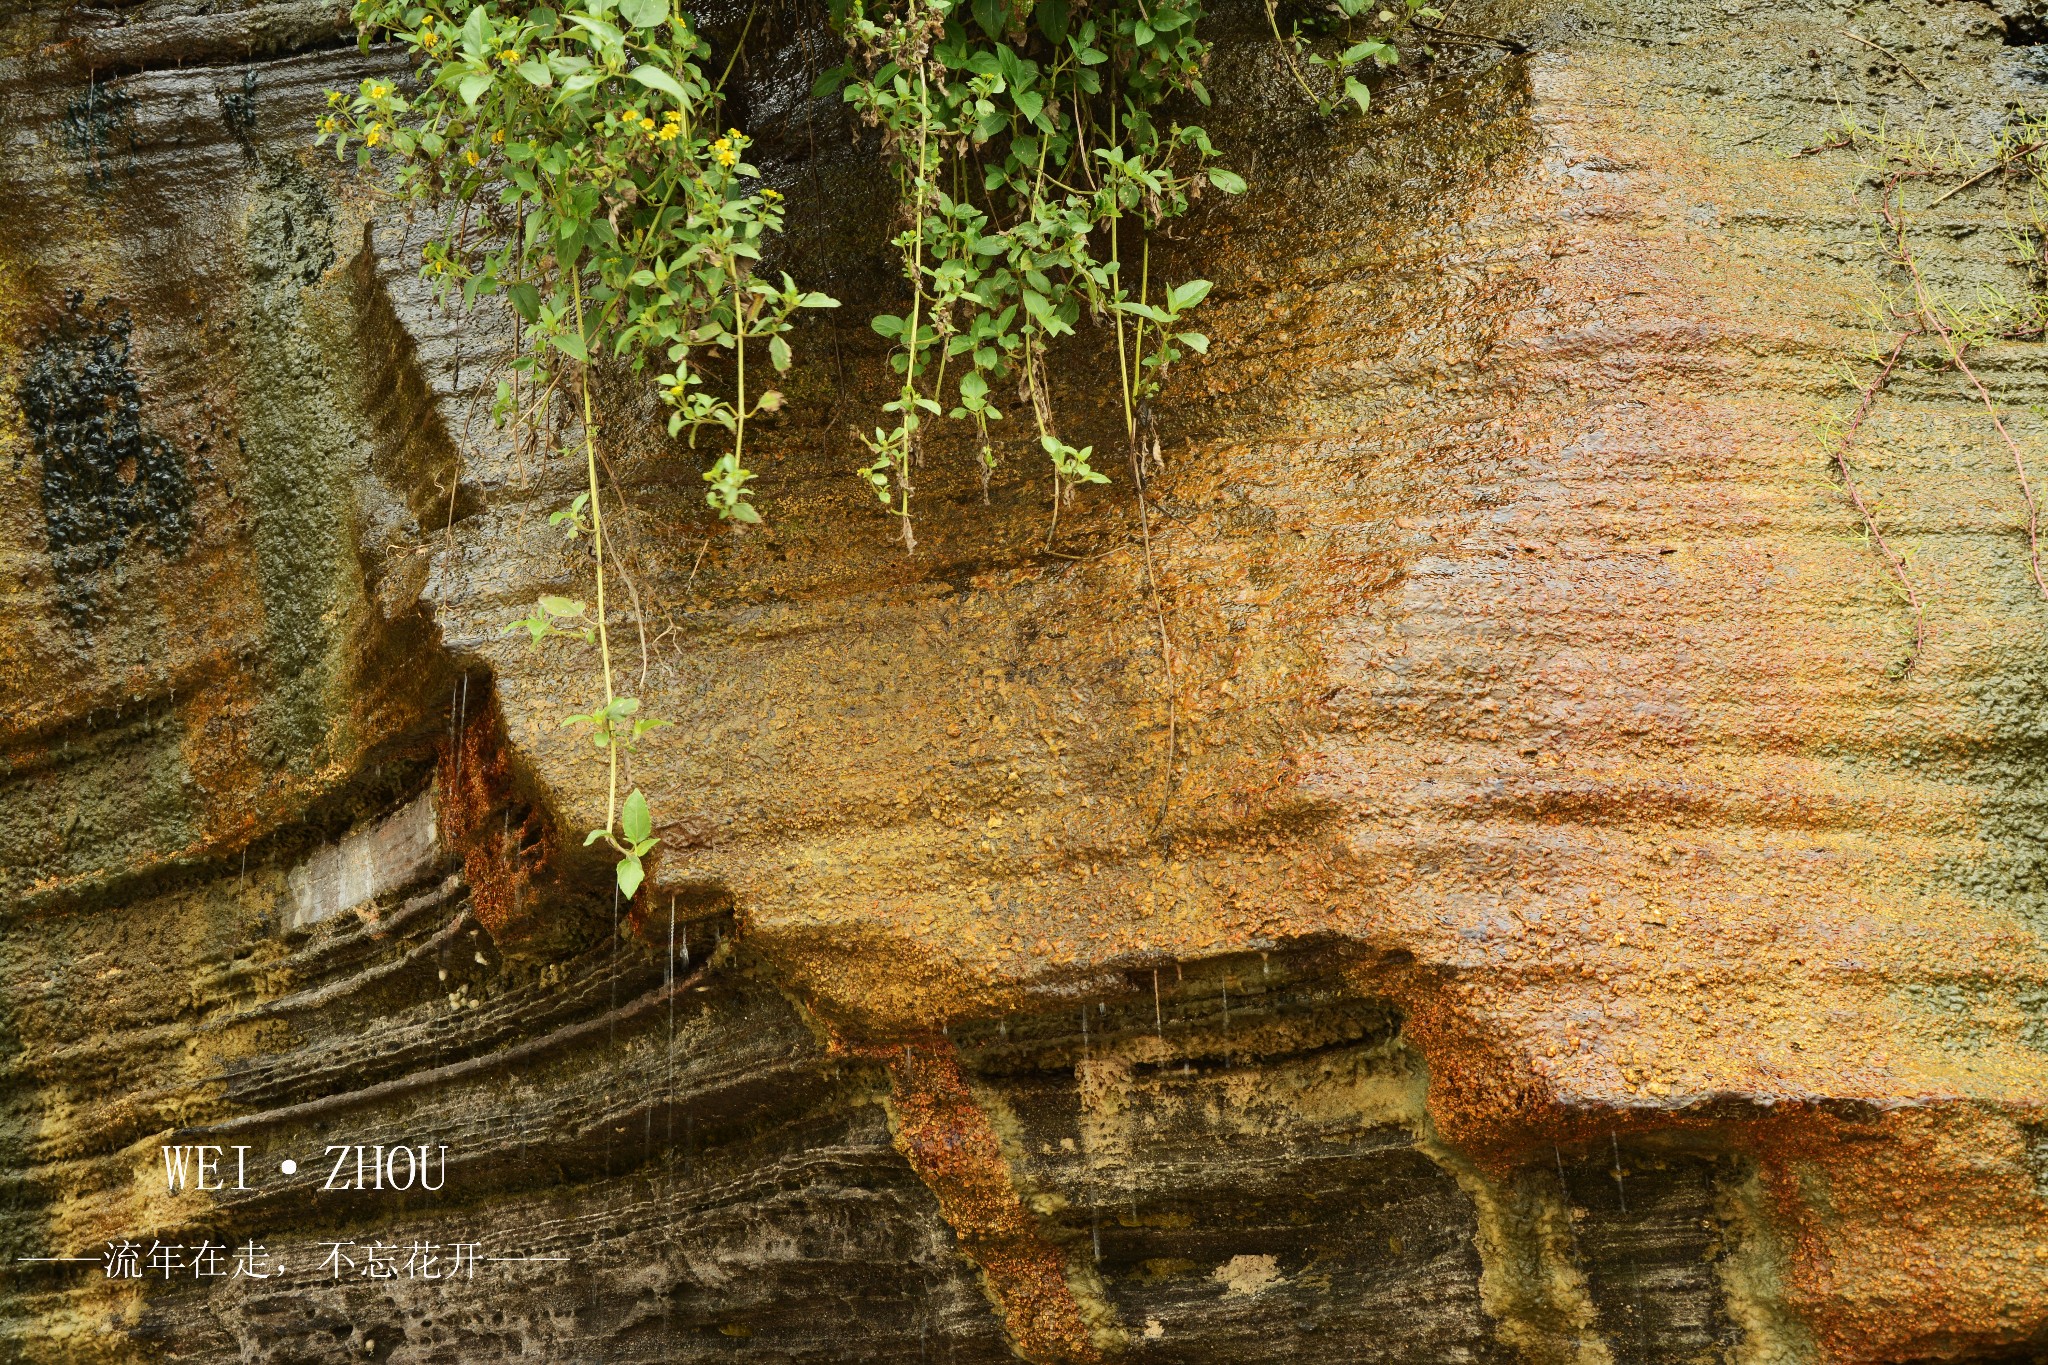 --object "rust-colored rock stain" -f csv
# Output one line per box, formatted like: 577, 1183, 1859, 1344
437, 685, 557, 937
885, 1043, 1104, 1364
